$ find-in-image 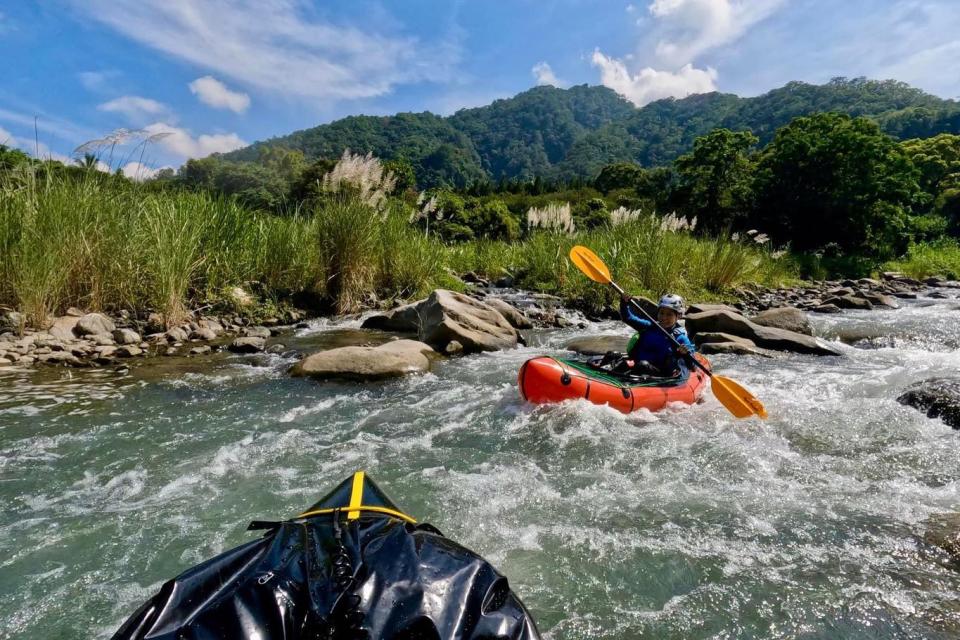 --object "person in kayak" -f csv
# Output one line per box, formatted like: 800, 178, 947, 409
608, 293, 695, 377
